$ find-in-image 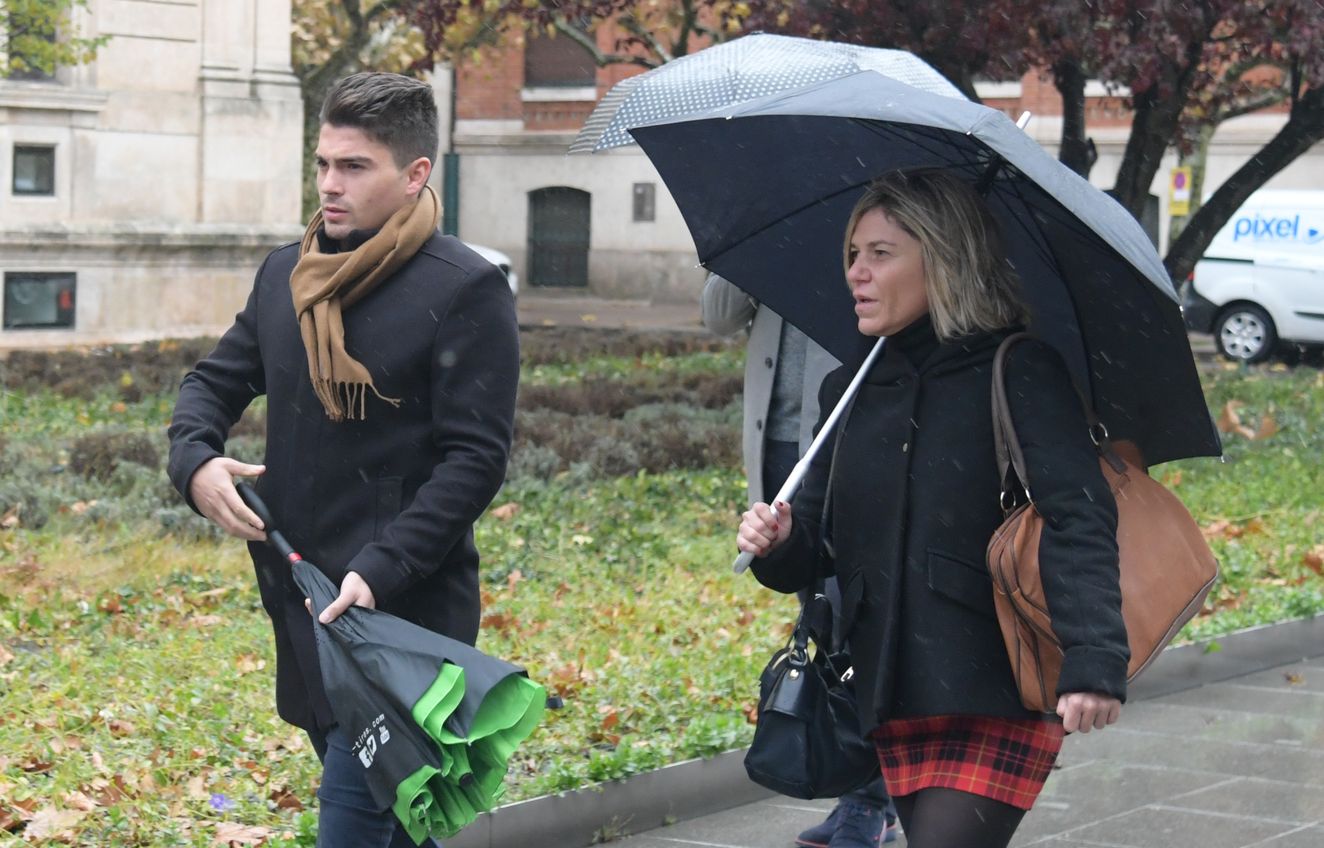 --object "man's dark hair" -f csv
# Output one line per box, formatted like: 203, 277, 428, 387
320, 72, 439, 168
